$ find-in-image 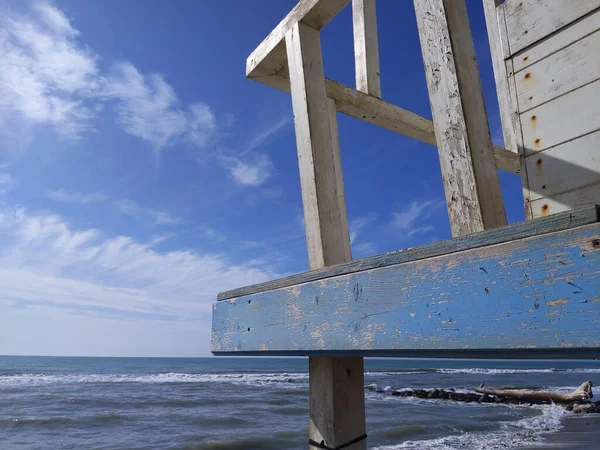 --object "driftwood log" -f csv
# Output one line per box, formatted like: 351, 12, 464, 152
374, 381, 600, 413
